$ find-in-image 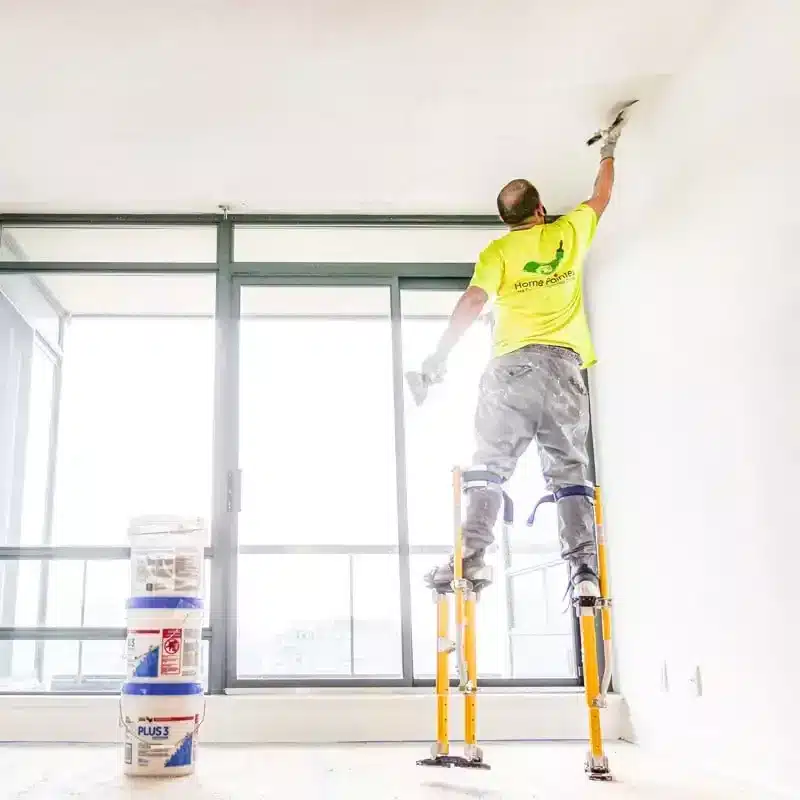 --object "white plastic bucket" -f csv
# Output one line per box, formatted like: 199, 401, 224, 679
126, 597, 204, 682
129, 515, 206, 598
121, 682, 204, 777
